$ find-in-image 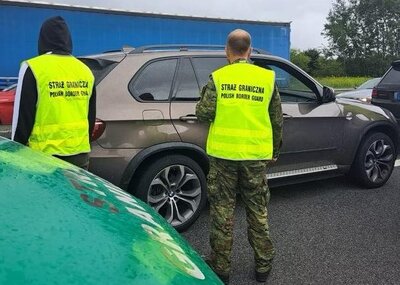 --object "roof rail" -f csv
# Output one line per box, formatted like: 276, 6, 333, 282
252, 48, 270, 55
128, 44, 270, 55
129, 44, 224, 54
